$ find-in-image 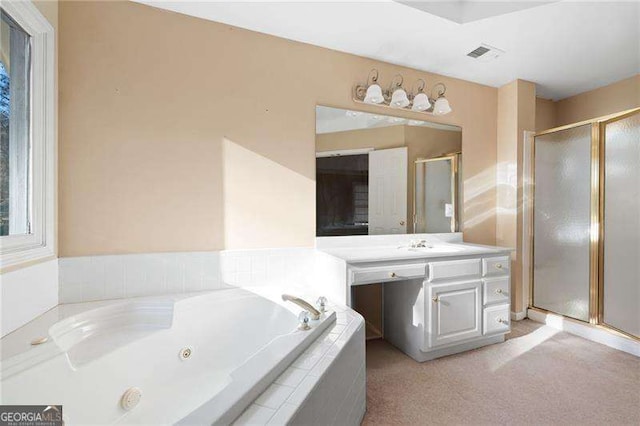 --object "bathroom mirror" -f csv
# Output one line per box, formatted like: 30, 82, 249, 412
316, 105, 462, 237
